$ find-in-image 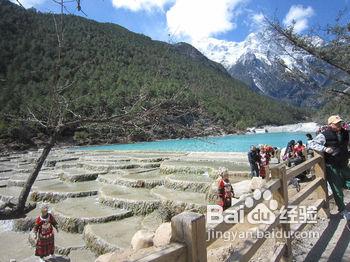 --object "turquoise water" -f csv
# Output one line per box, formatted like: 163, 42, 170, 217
79, 132, 312, 152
